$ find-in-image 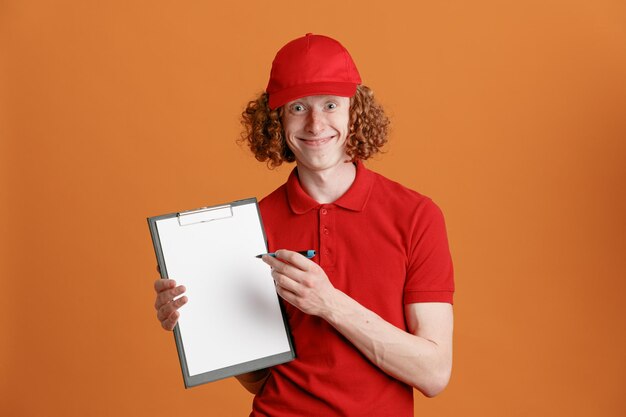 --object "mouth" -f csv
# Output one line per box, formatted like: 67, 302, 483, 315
298, 136, 335, 146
